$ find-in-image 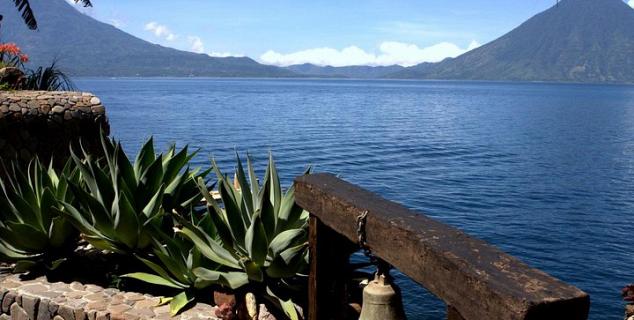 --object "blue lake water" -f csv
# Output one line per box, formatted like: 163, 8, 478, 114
76, 78, 634, 319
